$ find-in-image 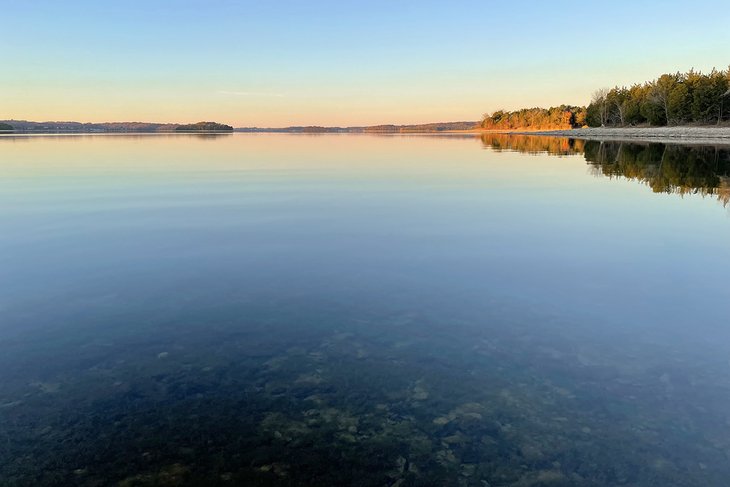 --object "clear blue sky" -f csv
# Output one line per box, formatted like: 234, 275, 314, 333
2, 0, 728, 126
